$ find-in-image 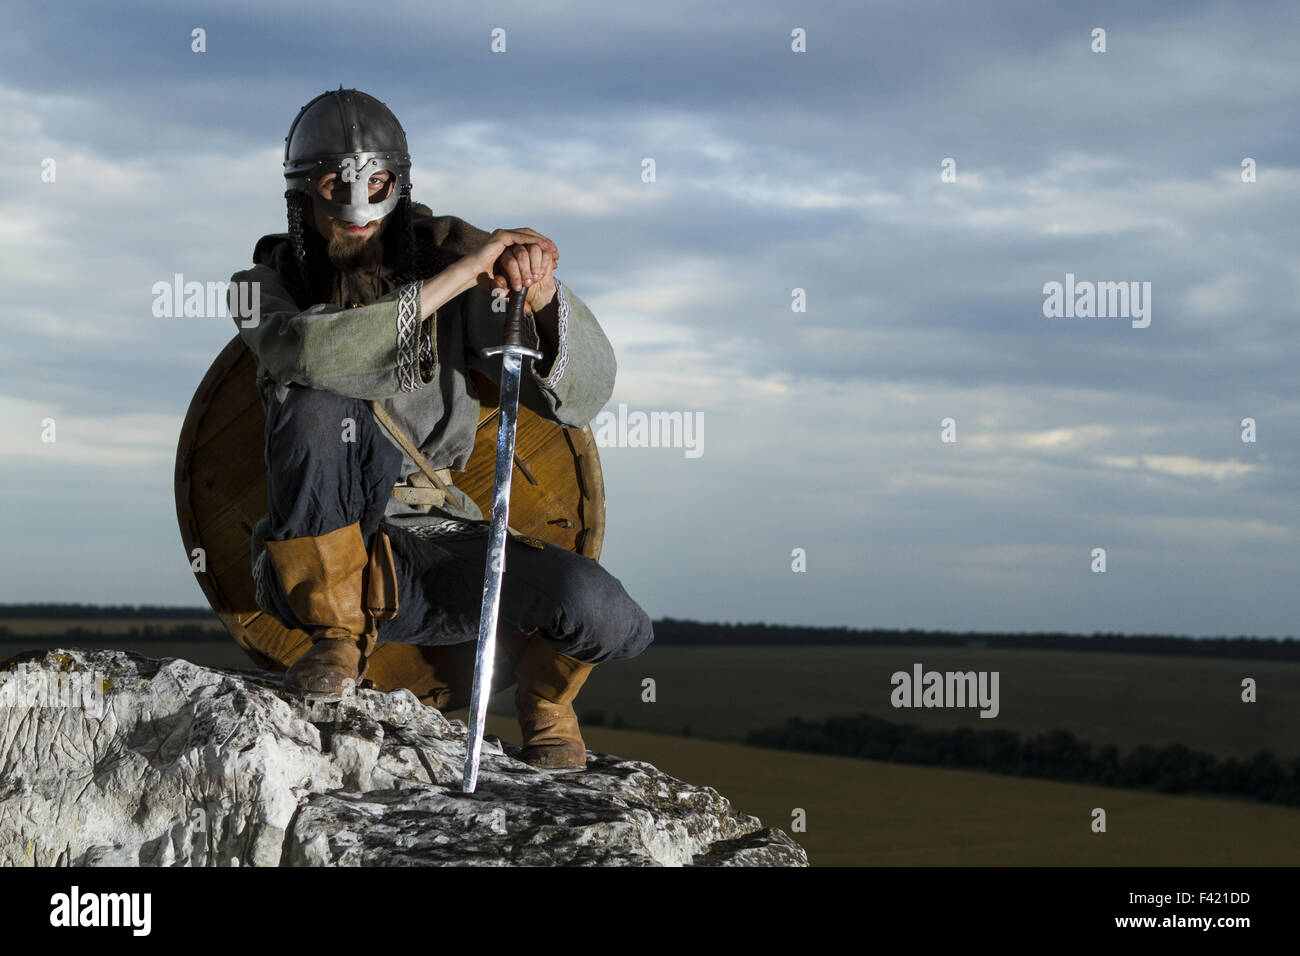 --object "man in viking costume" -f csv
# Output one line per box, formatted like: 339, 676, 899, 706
226, 88, 653, 770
